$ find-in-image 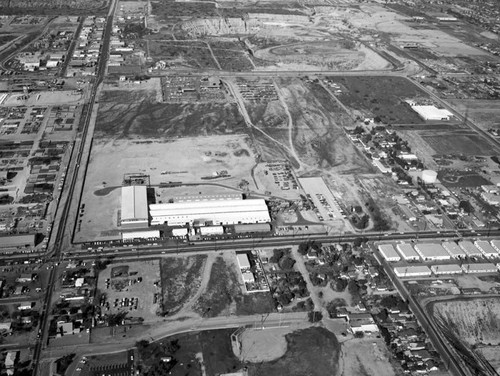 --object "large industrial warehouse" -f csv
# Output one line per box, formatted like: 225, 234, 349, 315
396, 243, 420, 261
394, 266, 431, 278
378, 244, 401, 262
414, 243, 451, 261
120, 186, 149, 229
442, 241, 467, 259
149, 199, 271, 226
